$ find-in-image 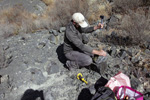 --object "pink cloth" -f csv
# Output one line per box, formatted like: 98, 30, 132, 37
105, 72, 131, 93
